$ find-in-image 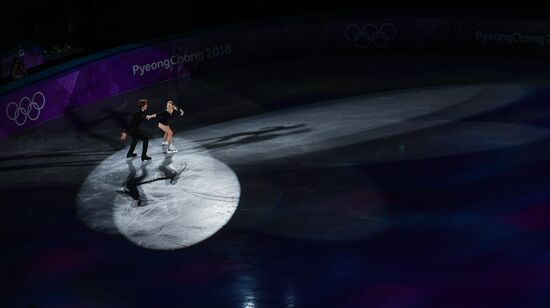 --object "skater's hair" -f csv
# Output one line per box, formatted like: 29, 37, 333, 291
137, 99, 148, 108
166, 100, 178, 110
